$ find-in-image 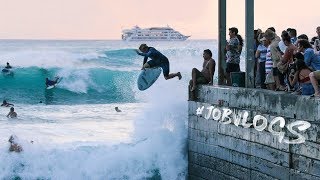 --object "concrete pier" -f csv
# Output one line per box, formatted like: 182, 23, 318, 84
188, 85, 320, 179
